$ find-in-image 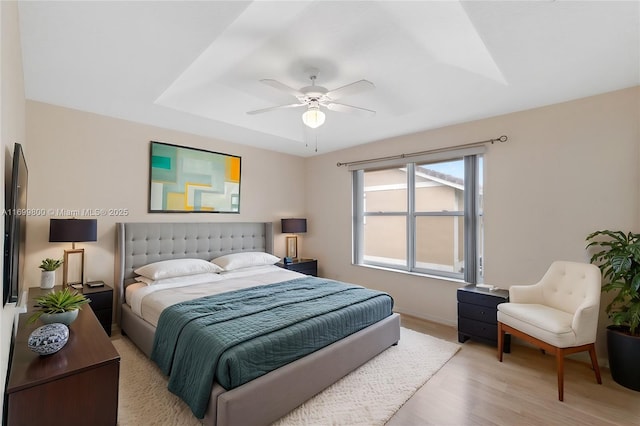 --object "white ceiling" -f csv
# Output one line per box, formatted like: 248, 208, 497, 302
18, 1, 640, 157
